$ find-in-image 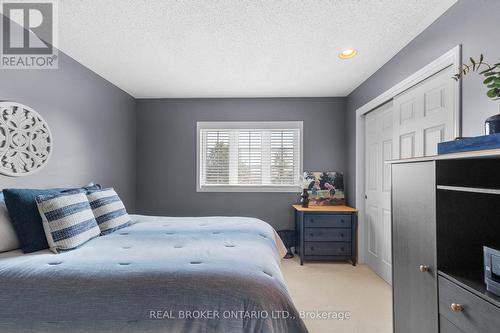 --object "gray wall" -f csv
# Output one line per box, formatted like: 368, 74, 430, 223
5, 0, 494, 218
345, 0, 500, 206
136, 98, 346, 230
0, 52, 137, 211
